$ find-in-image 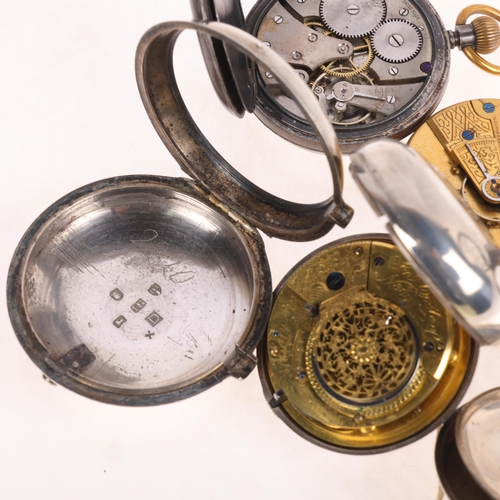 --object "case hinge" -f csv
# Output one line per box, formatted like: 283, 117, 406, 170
227, 344, 257, 379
